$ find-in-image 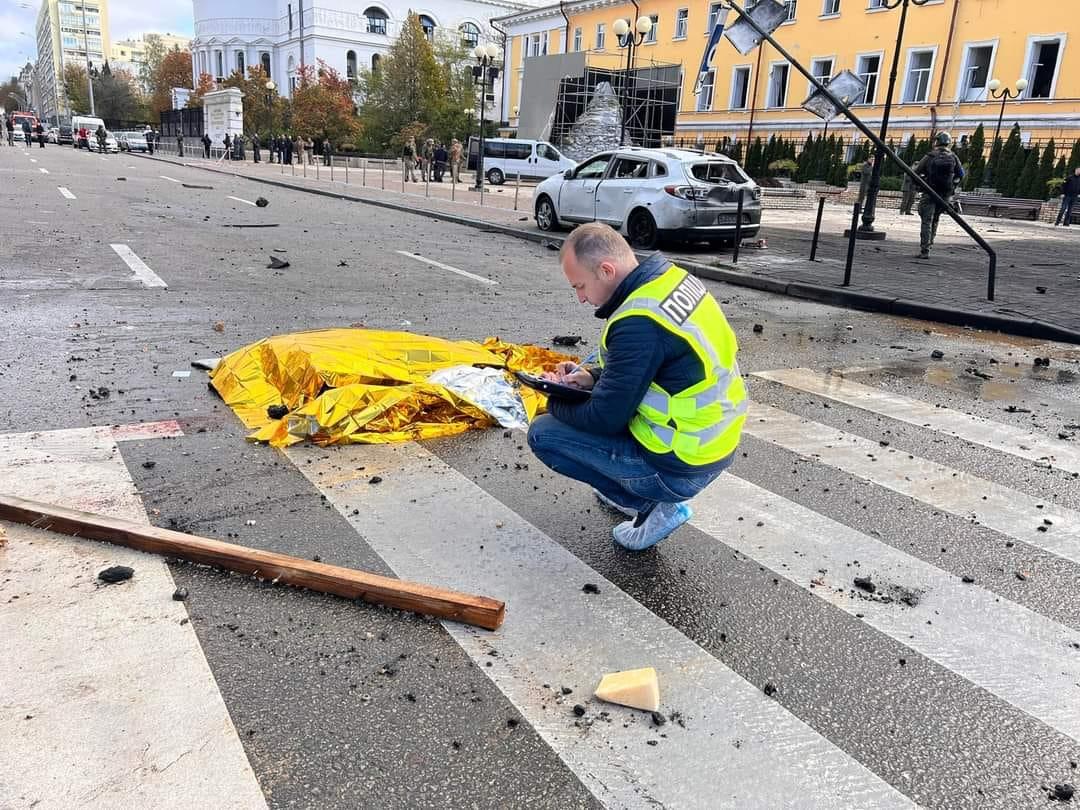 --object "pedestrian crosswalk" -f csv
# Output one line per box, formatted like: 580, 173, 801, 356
277, 363, 1080, 808
4, 362, 1079, 808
